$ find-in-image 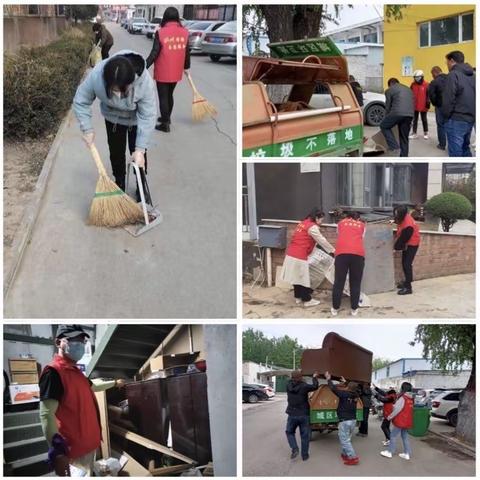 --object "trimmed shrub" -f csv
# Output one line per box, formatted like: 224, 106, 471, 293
4, 26, 92, 140
425, 192, 473, 232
